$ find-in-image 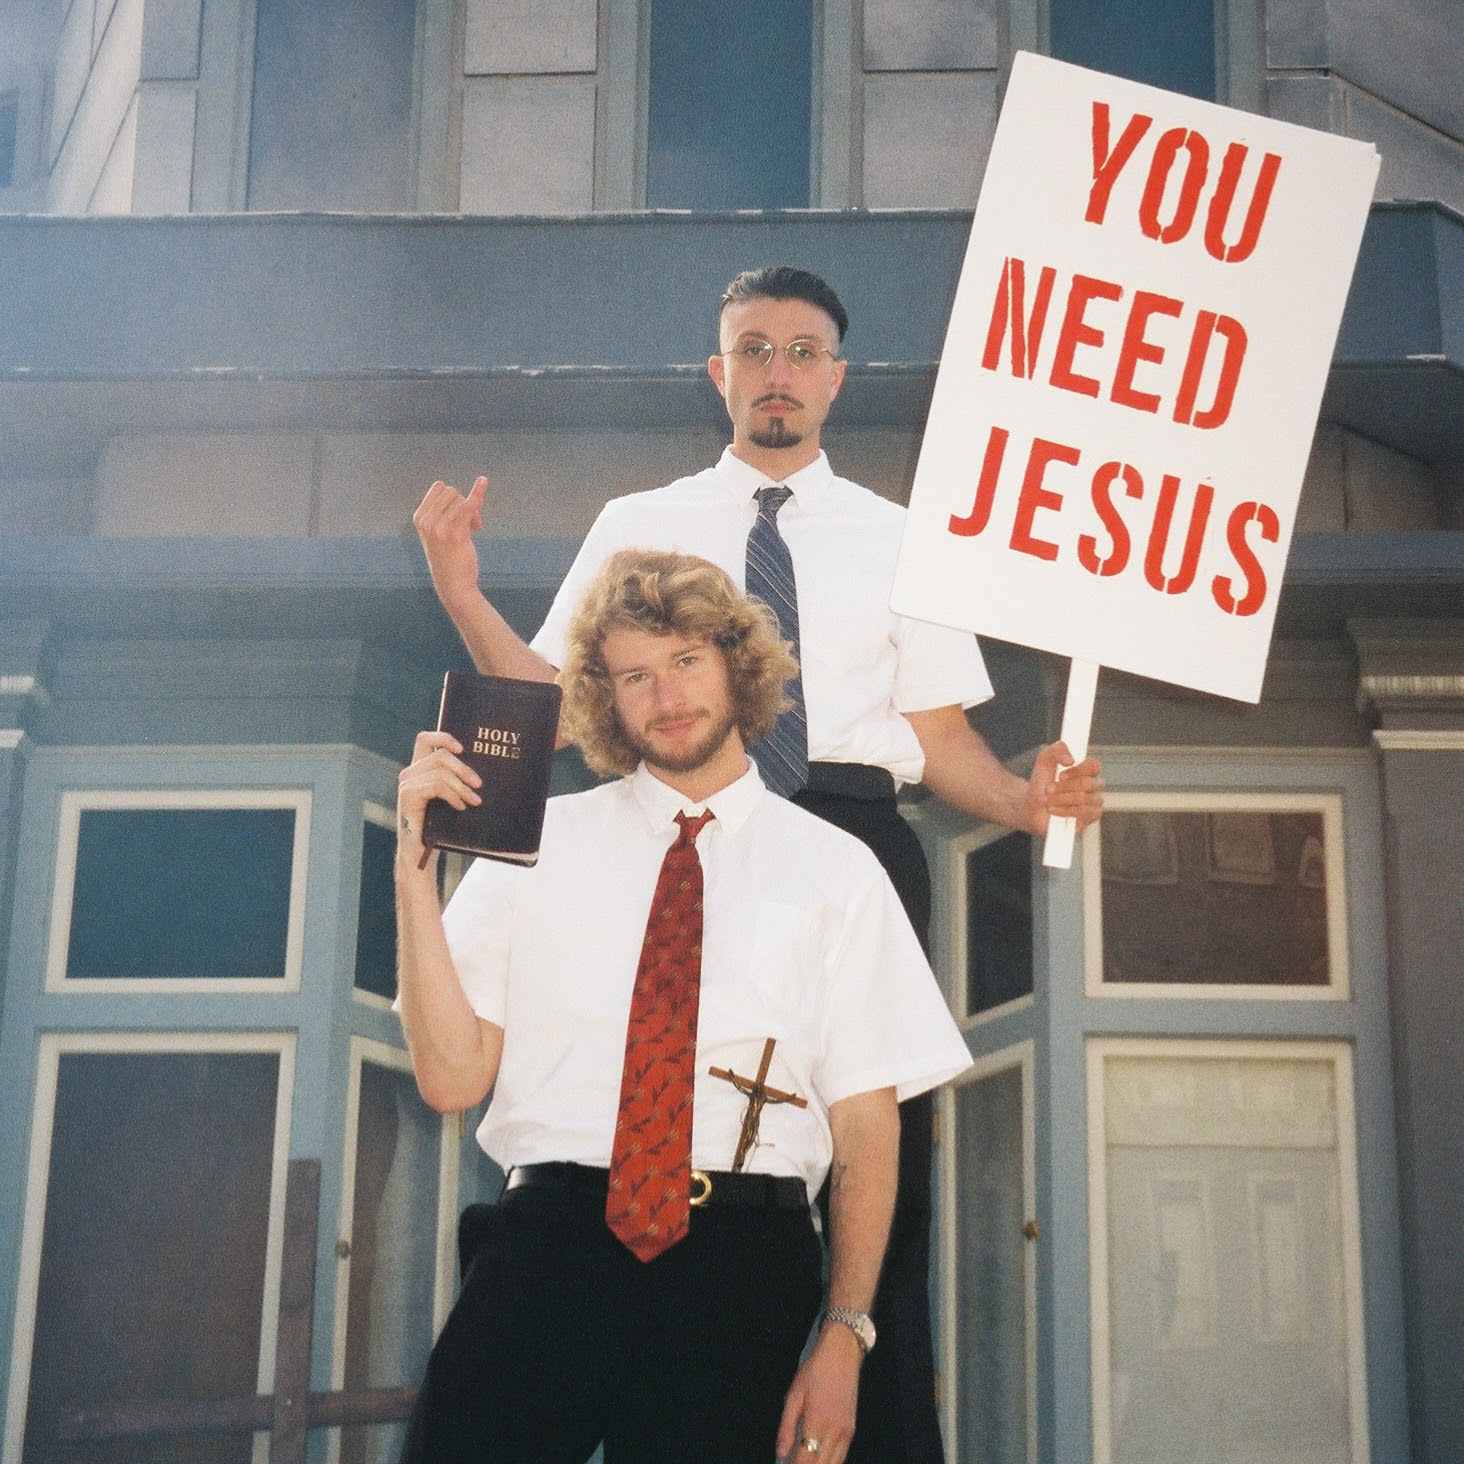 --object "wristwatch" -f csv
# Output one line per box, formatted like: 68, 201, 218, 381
822, 1306, 877, 1355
